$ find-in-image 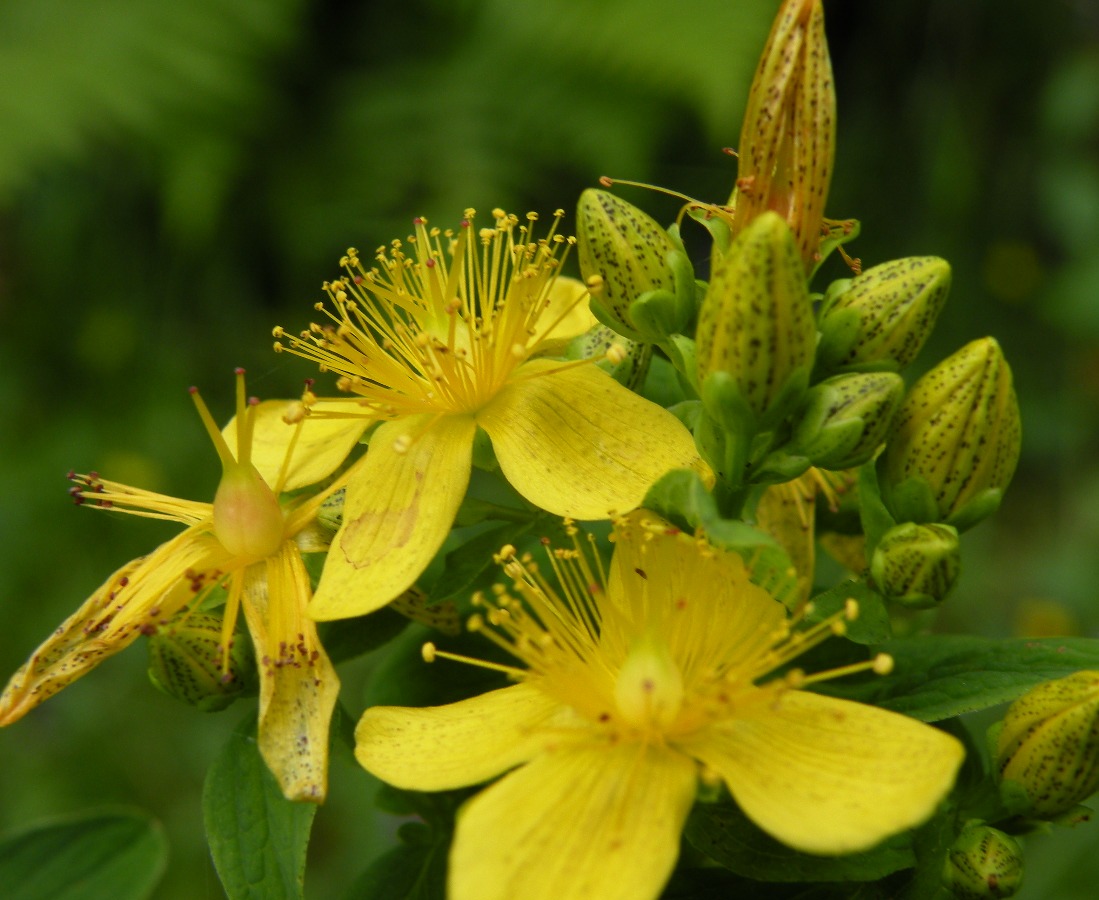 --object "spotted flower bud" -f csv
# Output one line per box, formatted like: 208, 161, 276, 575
697, 211, 816, 430
576, 189, 686, 340
790, 372, 904, 470
942, 821, 1024, 900
870, 522, 960, 609
146, 612, 250, 712
996, 671, 1099, 818
880, 338, 1021, 531
816, 257, 951, 373
730, 0, 834, 270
